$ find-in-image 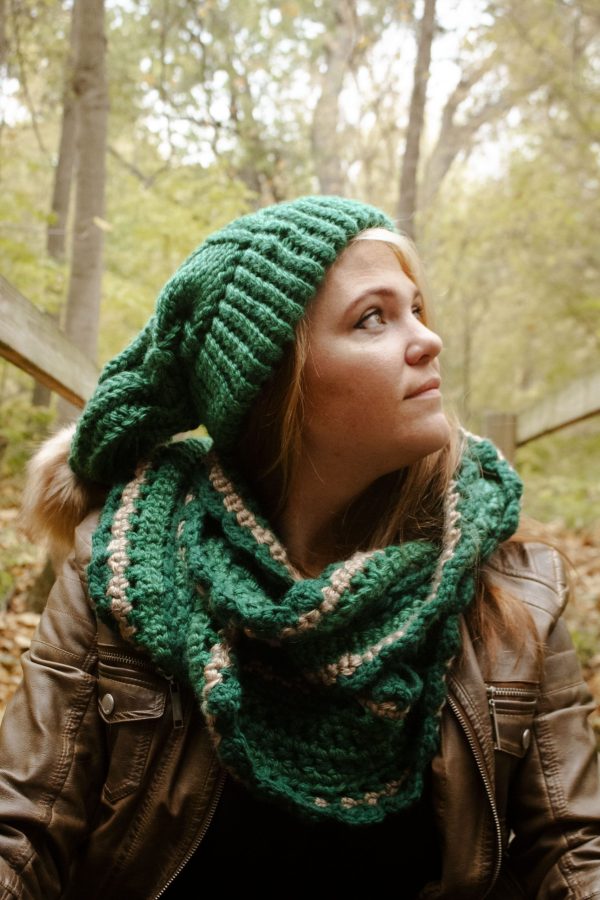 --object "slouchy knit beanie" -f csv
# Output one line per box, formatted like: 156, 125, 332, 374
69, 195, 395, 484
